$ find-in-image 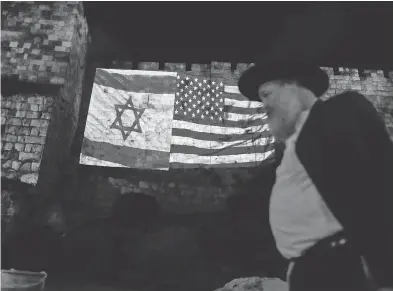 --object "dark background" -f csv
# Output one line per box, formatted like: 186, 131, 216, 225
84, 1, 393, 69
